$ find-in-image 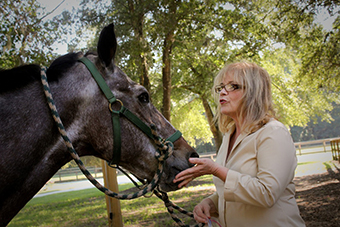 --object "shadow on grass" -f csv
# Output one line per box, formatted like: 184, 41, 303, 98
295, 165, 340, 227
